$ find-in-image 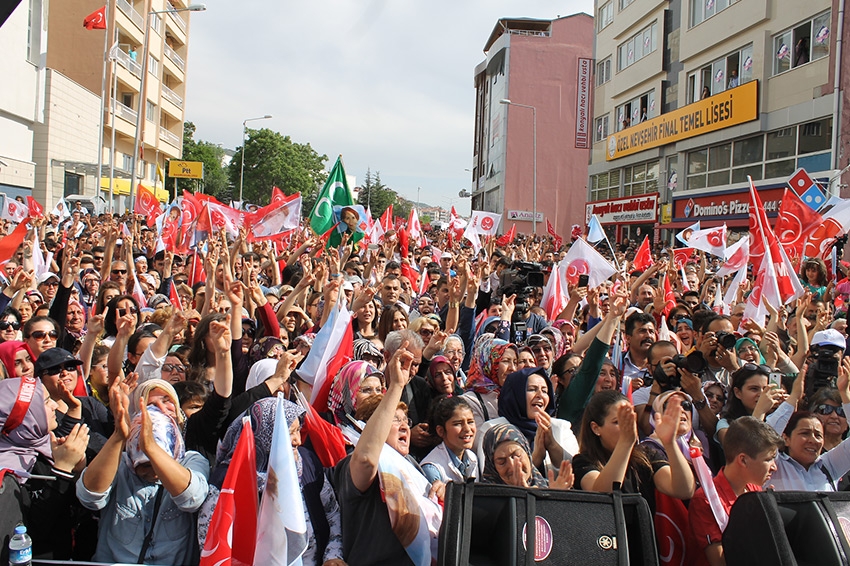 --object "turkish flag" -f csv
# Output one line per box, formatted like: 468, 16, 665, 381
271, 186, 286, 204
655, 491, 695, 566
496, 224, 517, 247
83, 6, 106, 30
633, 236, 654, 271
775, 188, 822, 261
0, 218, 30, 263
662, 275, 676, 317
546, 219, 563, 250
168, 280, 183, 311
397, 226, 409, 258
301, 399, 348, 468
540, 261, 569, 321
199, 418, 258, 566
26, 197, 43, 218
